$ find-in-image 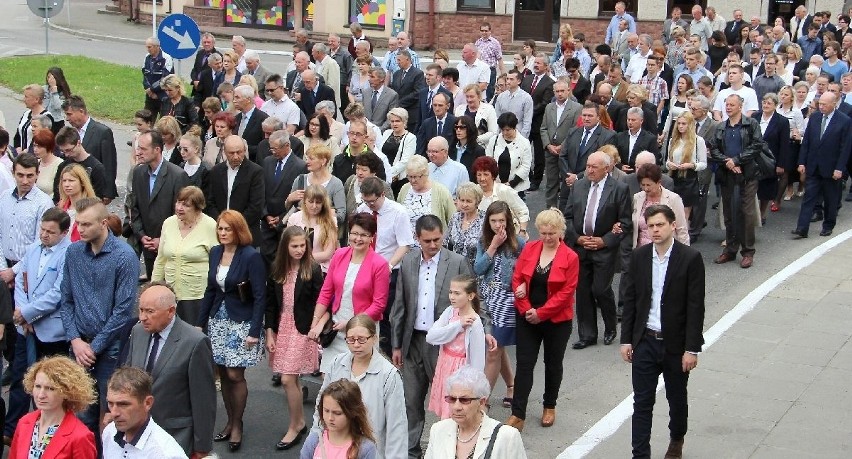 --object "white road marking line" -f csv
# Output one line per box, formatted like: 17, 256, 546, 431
558, 228, 852, 458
